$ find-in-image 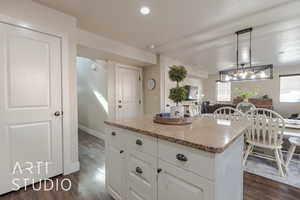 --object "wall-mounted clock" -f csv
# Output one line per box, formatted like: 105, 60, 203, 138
147, 79, 156, 90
